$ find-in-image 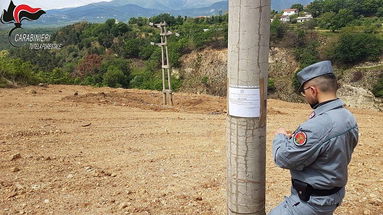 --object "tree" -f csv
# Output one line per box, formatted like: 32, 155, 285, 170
168, 41, 184, 68
111, 22, 130, 37
105, 19, 116, 27
307, 0, 325, 17
308, 0, 383, 17
270, 19, 287, 42
9, 48, 63, 73
0, 55, 39, 85
129, 17, 149, 26
100, 57, 130, 80
333, 9, 355, 30
329, 32, 383, 64
318, 9, 355, 31
98, 33, 114, 48
124, 39, 141, 58
292, 30, 320, 67
354, 0, 383, 16
150, 13, 176, 26
377, 7, 383, 17
52, 22, 88, 45
291, 4, 304, 12
139, 44, 156, 60
74, 54, 103, 77
102, 65, 127, 88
